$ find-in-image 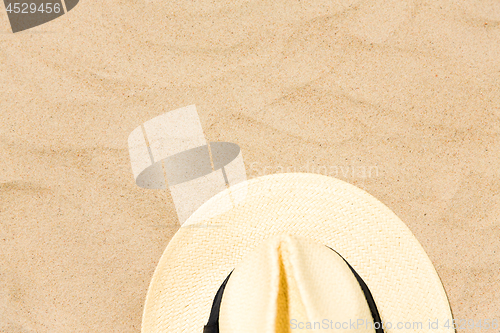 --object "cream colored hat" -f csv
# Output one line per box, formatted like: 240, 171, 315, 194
141, 173, 455, 333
